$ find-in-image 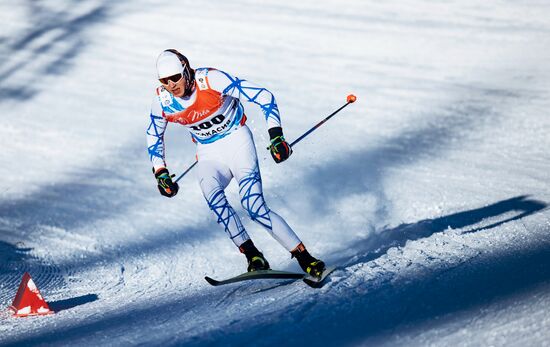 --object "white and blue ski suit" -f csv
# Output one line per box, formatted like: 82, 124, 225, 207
146, 68, 302, 251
